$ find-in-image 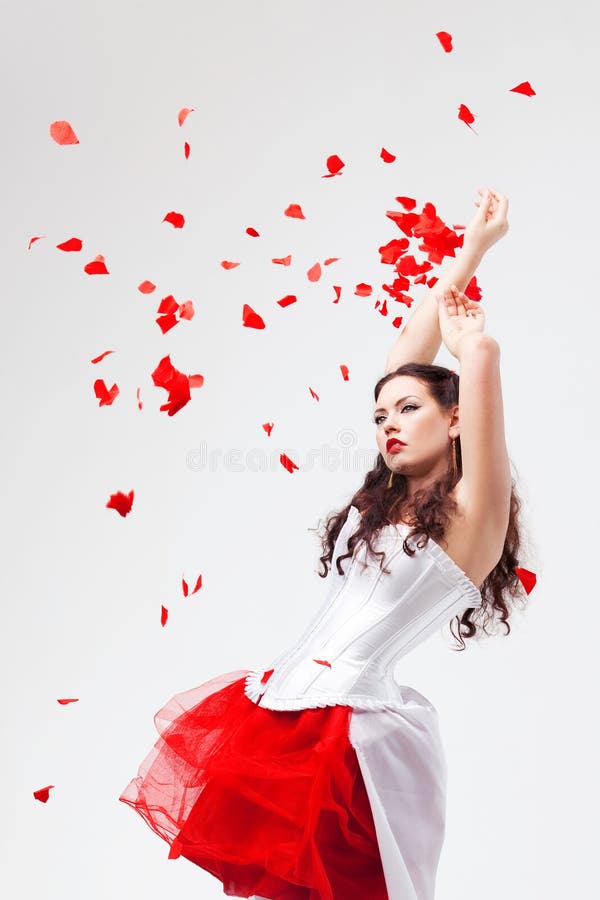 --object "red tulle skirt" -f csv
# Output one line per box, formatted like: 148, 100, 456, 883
119, 669, 388, 899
